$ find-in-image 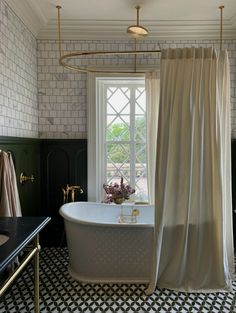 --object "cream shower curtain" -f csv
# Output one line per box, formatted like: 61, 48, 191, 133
147, 47, 235, 294
146, 72, 160, 205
